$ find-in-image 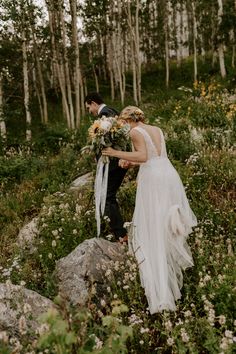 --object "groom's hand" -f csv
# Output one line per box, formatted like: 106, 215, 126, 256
119, 159, 130, 168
